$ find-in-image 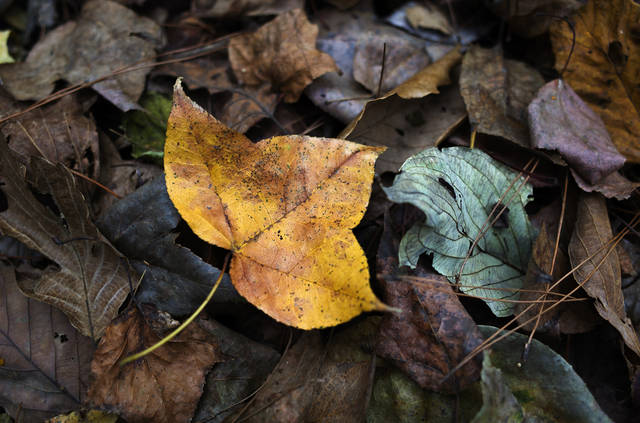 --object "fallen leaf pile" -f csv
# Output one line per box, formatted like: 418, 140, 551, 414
1, 0, 640, 422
